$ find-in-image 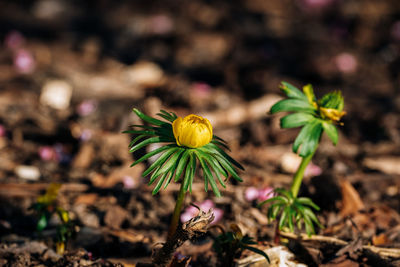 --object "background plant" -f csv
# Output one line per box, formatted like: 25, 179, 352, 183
30, 183, 75, 254
212, 223, 269, 267
259, 82, 345, 235
125, 109, 243, 242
